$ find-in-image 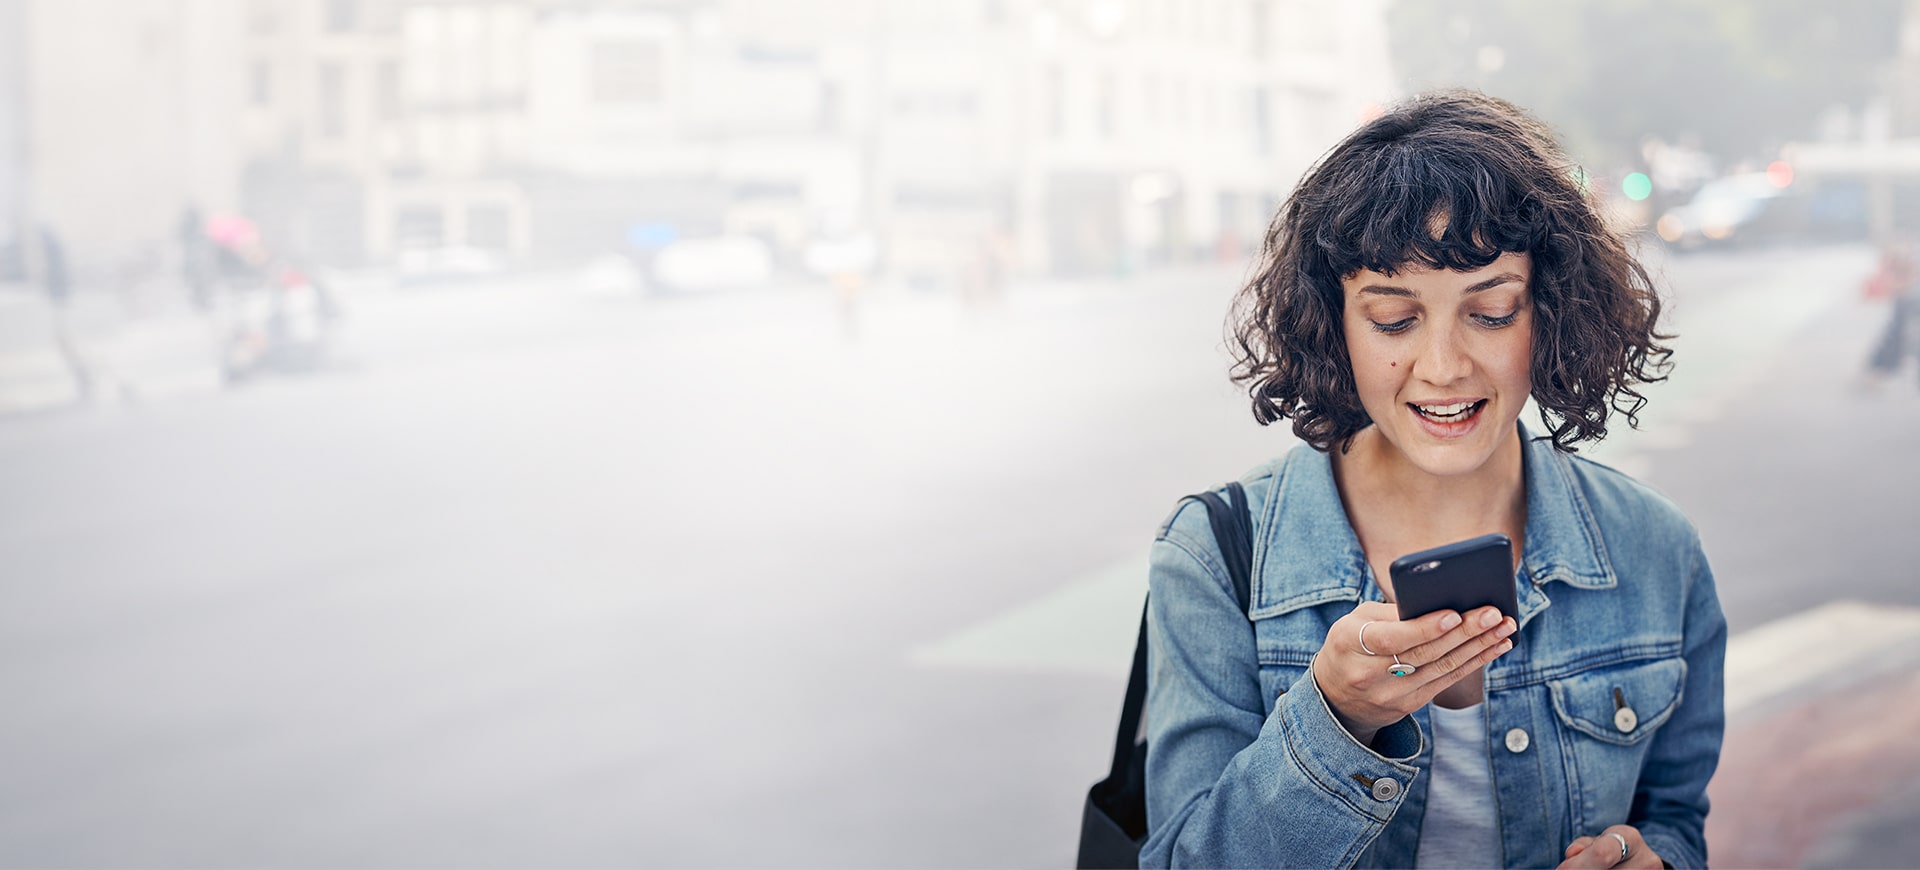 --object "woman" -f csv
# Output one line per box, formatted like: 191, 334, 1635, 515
1140, 91, 1725, 869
